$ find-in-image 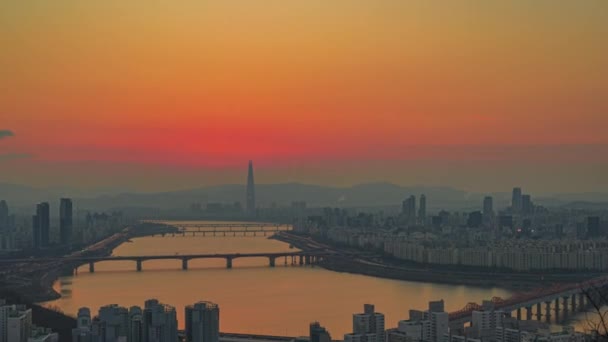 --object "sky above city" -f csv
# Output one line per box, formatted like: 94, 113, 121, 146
1, 1, 607, 193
